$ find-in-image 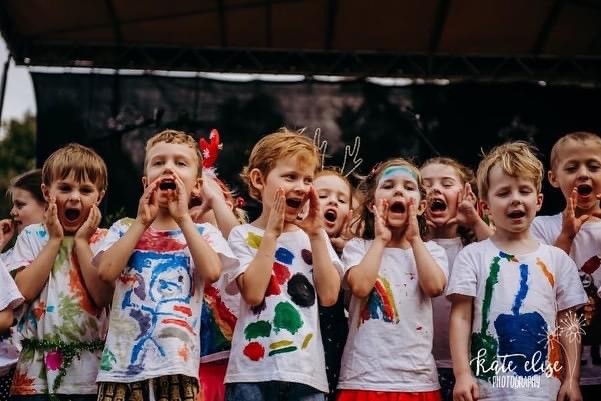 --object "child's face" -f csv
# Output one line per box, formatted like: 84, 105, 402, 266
482, 164, 542, 236
254, 156, 315, 222
143, 142, 201, 208
421, 162, 463, 226
314, 174, 351, 238
42, 175, 104, 234
374, 165, 425, 228
10, 188, 46, 233
549, 139, 601, 214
